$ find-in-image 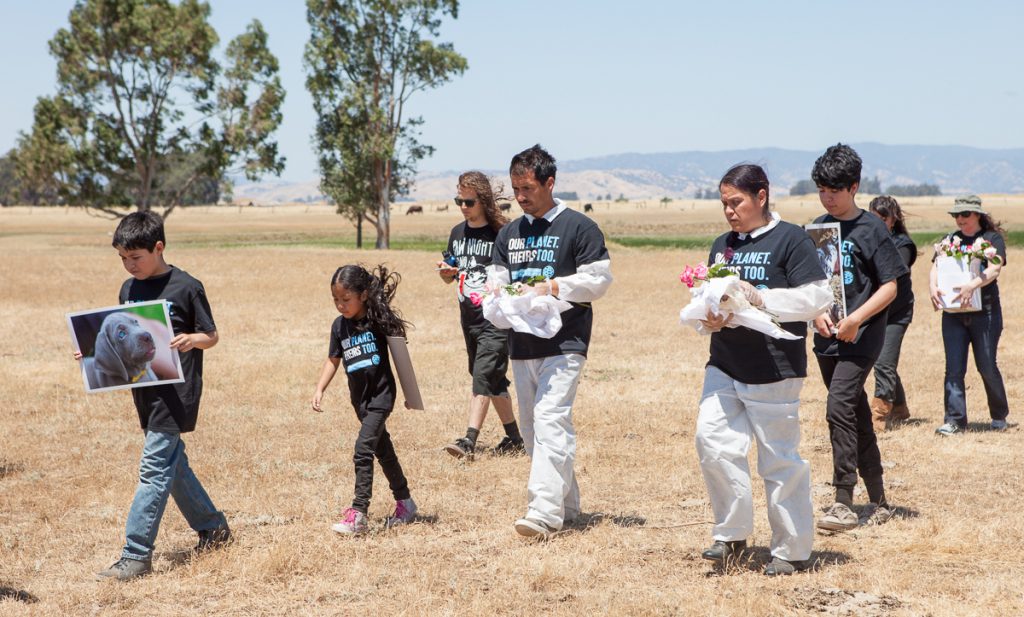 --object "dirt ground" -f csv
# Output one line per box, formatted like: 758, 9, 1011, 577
1, 197, 1021, 616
